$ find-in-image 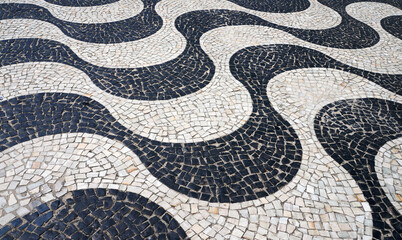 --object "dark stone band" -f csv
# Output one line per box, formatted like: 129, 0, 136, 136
0, 189, 188, 240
